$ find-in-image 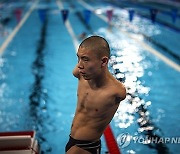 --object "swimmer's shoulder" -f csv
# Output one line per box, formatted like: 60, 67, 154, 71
73, 66, 80, 79
110, 76, 126, 102
116, 81, 126, 101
